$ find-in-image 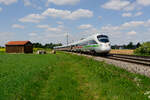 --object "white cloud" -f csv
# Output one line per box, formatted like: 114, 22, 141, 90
37, 24, 66, 33
23, 0, 42, 10
101, 25, 120, 32
101, 0, 149, 12
68, 9, 93, 20
100, 20, 149, 34
122, 12, 143, 17
0, 0, 17, 5
135, 12, 143, 16
42, 8, 70, 18
19, 8, 93, 23
137, 0, 150, 6
0, 7, 2, 12
29, 32, 67, 45
0, 32, 14, 46
57, 21, 64, 25
47, 27, 61, 32
128, 30, 137, 35
19, 14, 45, 23
12, 24, 25, 29
47, 25, 64, 32
37, 24, 49, 29
29, 32, 37, 37
78, 24, 100, 36
122, 13, 132, 17
99, 20, 150, 44
30, 24, 69, 44
124, 3, 136, 11
121, 21, 145, 28
145, 19, 150, 26
81, 27, 100, 35
78, 24, 93, 29
42, 8, 93, 20
23, 0, 31, 6
101, 0, 130, 10
98, 16, 102, 20
47, 0, 80, 5
99, 19, 150, 44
